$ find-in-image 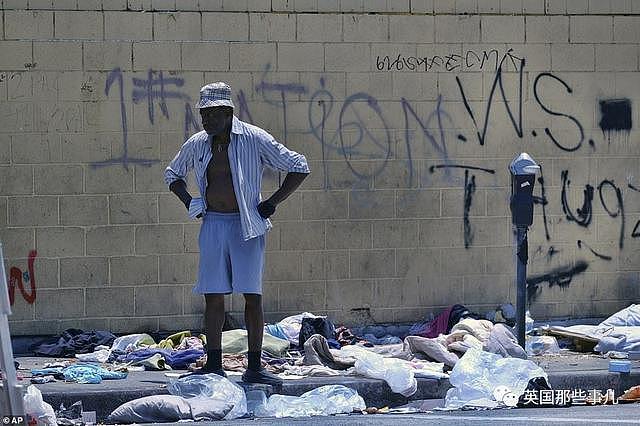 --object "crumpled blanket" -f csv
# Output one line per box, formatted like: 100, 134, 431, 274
407, 319, 525, 366
404, 335, 459, 368
62, 363, 127, 384
221, 329, 290, 357
600, 304, 640, 327
117, 348, 204, 369
302, 334, 356, 370
34, 329, 116, 357
483, 323, 527, 359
